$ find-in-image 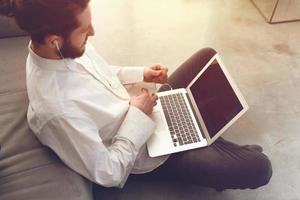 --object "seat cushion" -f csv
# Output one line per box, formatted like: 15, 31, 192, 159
0, 37, 93, 200
0, 17, 27, 39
